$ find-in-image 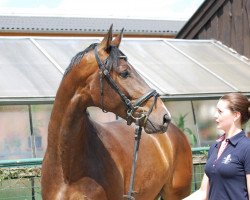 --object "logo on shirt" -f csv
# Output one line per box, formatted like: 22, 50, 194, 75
222, 154, 231, 164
